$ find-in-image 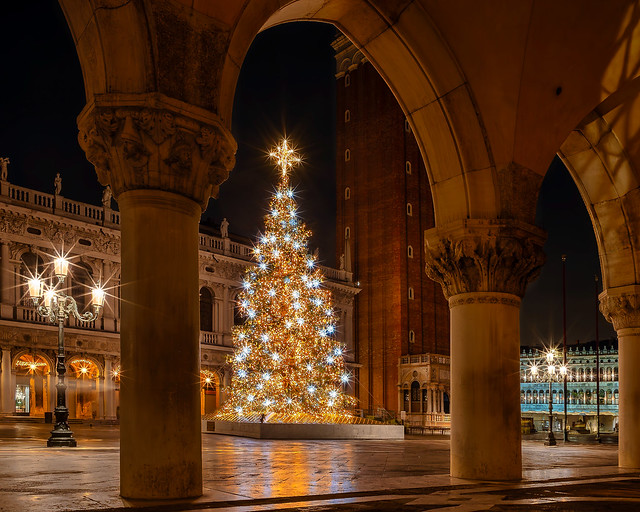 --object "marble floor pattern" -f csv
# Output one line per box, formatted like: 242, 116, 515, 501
0, 422, 638, 511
